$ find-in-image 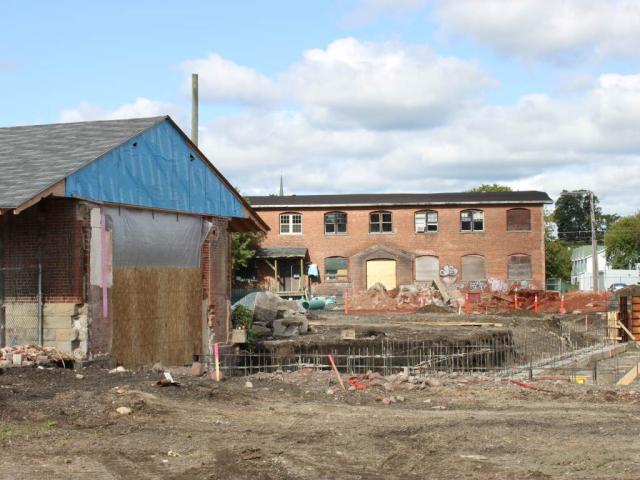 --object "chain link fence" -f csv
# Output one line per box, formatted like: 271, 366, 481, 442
0, 265, 42, 348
